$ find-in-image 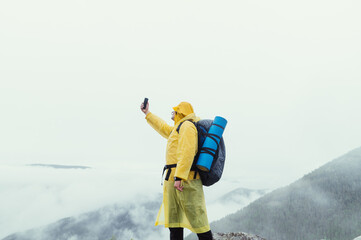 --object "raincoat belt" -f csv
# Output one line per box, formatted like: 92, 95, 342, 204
162, 164, 198, 183
162, 164, 177, 181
